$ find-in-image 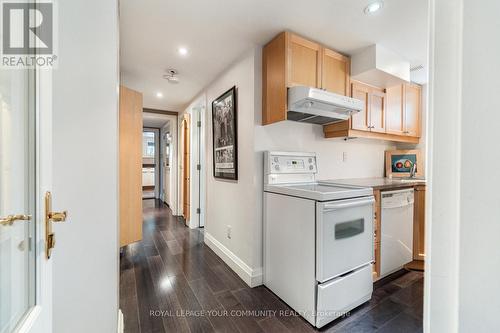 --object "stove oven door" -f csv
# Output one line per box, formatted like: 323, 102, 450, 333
316, 196, 374, 283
